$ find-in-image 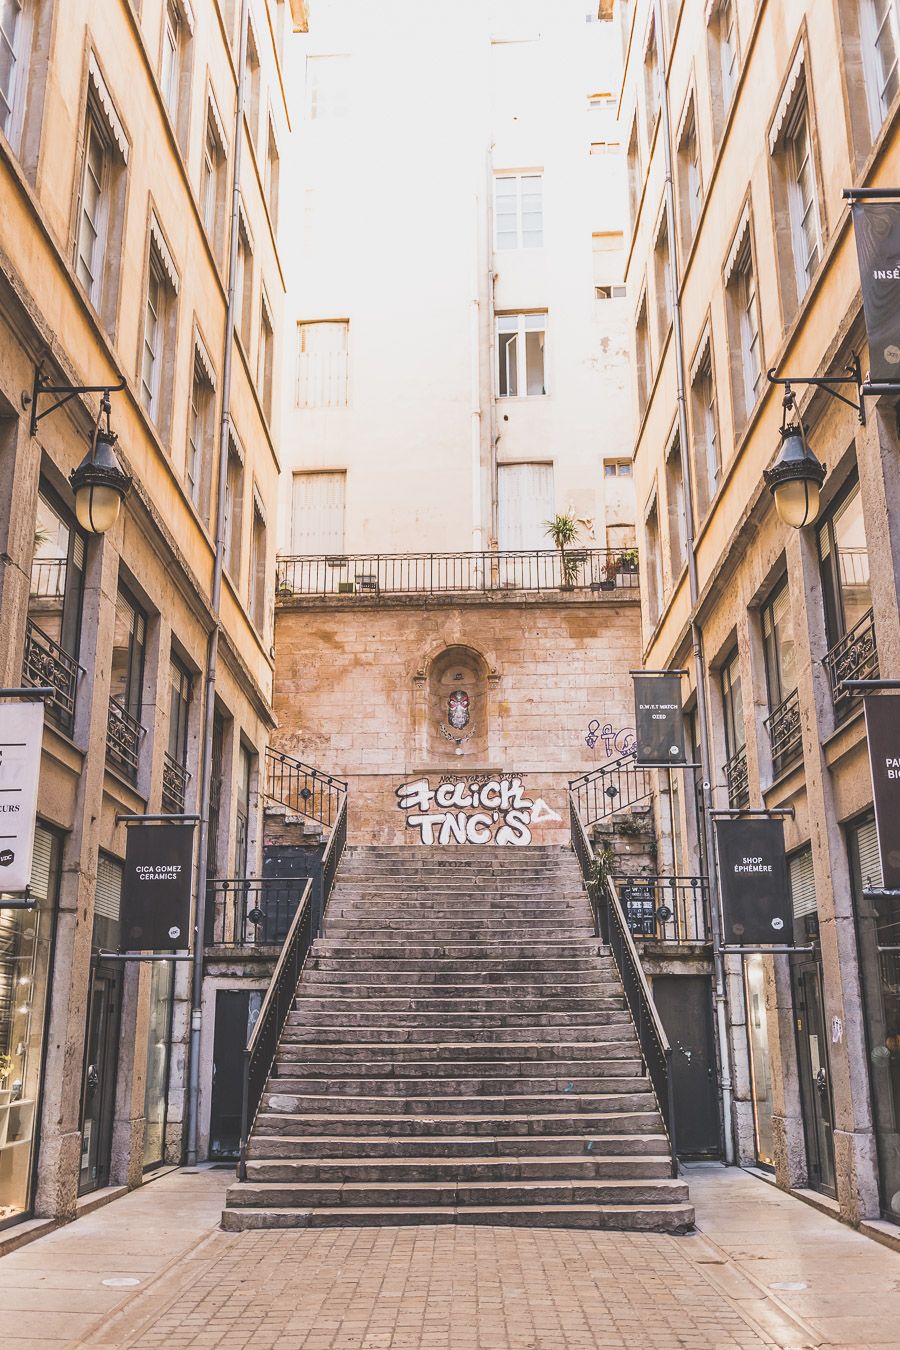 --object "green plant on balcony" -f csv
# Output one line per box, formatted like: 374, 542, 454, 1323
544, 512, 581, 589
